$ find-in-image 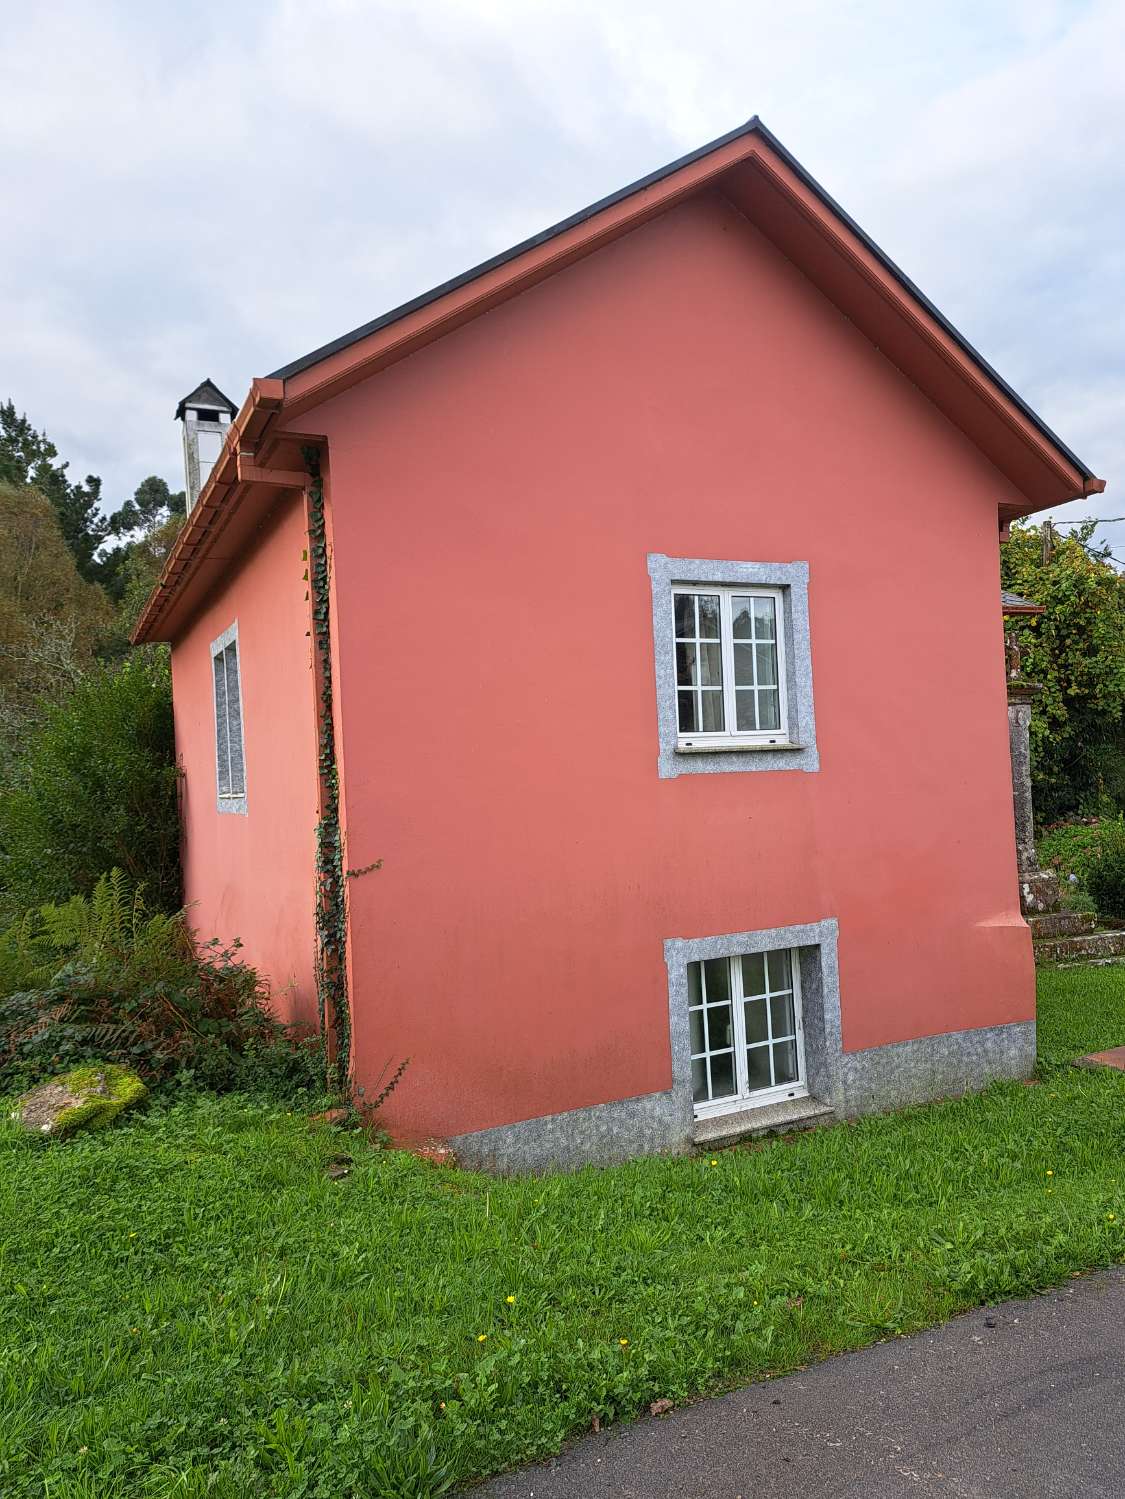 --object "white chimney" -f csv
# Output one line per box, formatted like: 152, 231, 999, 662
175, 379, 237, 513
